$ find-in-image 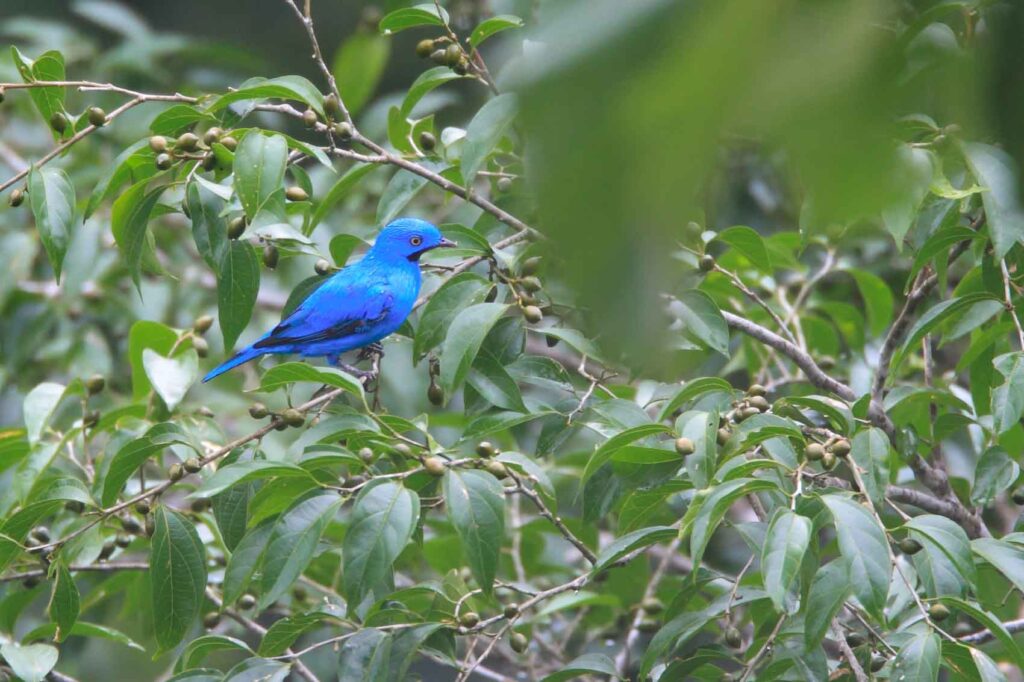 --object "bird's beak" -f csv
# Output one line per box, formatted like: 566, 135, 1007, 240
438, 237, 457, 248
